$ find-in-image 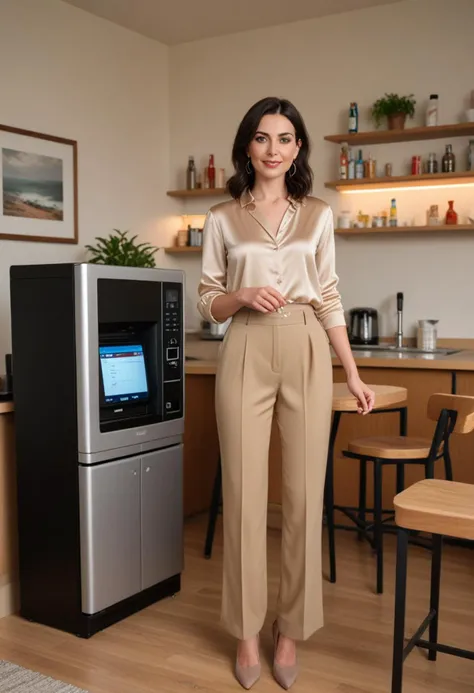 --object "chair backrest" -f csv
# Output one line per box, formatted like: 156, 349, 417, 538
427, 393, 474, 435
